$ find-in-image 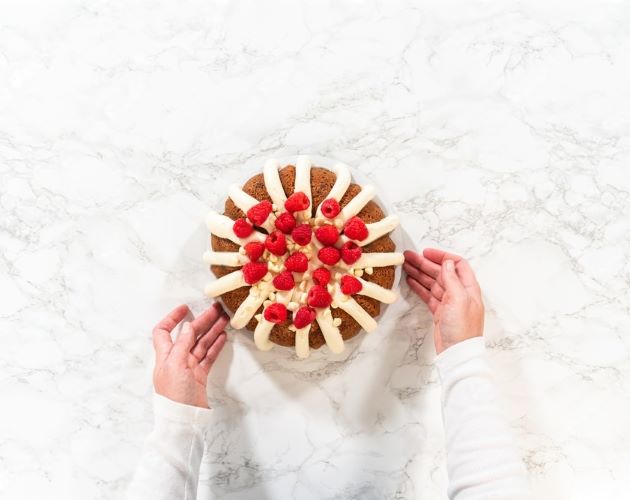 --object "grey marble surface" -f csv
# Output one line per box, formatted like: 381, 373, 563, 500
1, 1, 629, 499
